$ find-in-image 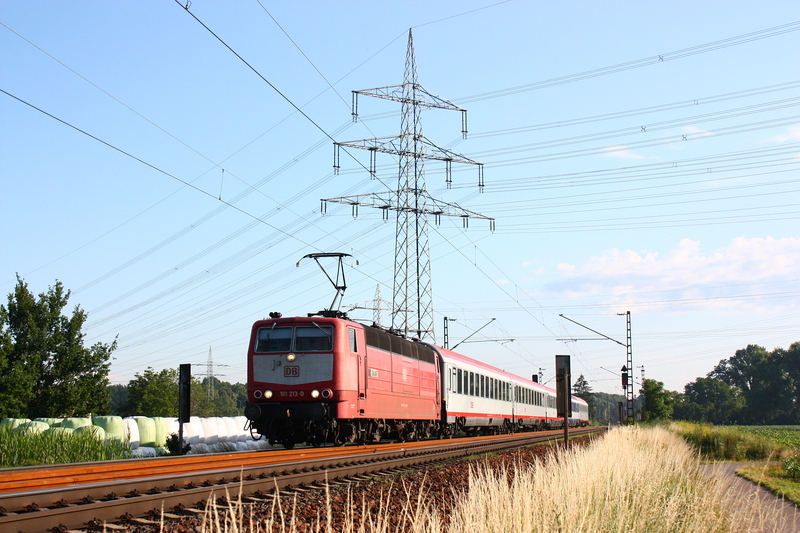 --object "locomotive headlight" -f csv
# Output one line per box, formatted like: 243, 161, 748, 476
287, 353, 296, 361
264, 390, 273, 399
311, 389, 320, 398
253, 389, 263, 399
321, 388, 333, 399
